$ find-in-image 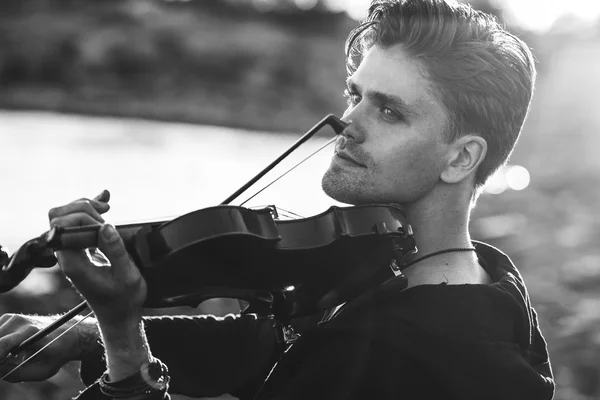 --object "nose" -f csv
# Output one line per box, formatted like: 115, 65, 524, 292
338, 107, 366, 144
